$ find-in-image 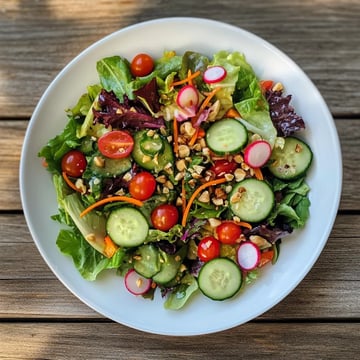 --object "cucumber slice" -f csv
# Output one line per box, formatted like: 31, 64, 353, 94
206, 118, 248, 155
268, 137, 313, 180
133, 244, 161, 278
198, 258, 242, 301
229, 179, 275, 223
106, 207, 149, 247
152, 250, 182, 285
88, 153, 131, 177
132, 130, 174, 172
